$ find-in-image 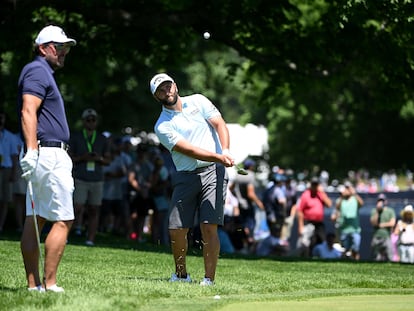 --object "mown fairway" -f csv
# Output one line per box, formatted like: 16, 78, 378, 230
0, 233, 413, 311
